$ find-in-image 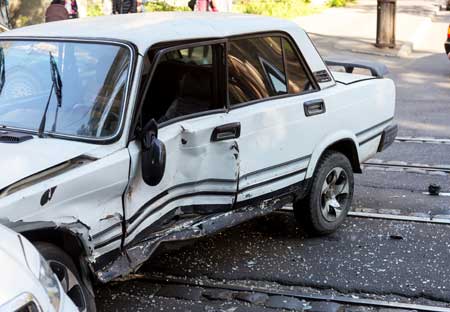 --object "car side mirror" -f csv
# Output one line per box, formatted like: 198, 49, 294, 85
141, 119, 166, 186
